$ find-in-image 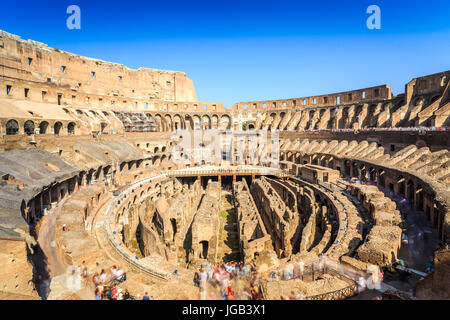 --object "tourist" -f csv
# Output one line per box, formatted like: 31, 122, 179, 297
226, 286, 234, 300
143, 292, 150, 300
200, 268, 208, 288
92, 272, 100, 286
94, 288, 101, 300
116, 266, 126, 283
289, 291, 297, 300
123, 289, 130, 300
288, 264, 295, 279
251, 285, 262, 300
110, 286, 118, 300
357, 277, 366, 294
193, 271, 200, 287
117, 288, 123, 300
110, 265, 118, 279
299, 260, 305, 275
80, 261, 88, 279
100, 269, 107, 283
297, 293, 306, 300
